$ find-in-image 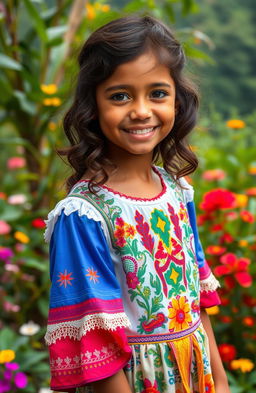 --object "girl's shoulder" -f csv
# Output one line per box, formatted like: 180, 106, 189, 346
155, 166, 194, 204
44, 194, 106, 243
